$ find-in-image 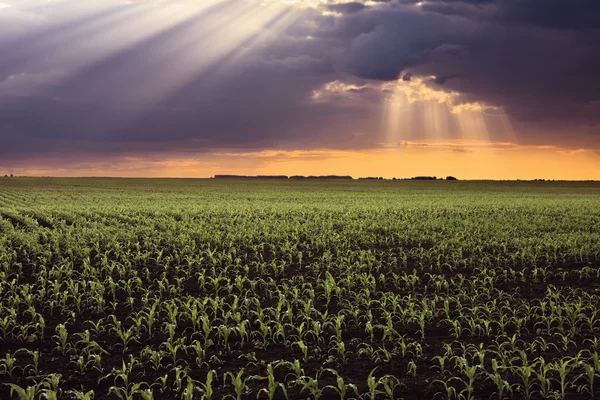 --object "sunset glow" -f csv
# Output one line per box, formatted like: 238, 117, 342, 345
0, 0, 598, 179
5, 143, 599, 181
